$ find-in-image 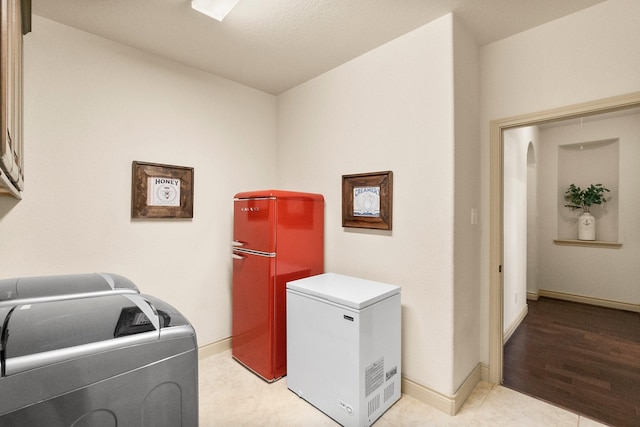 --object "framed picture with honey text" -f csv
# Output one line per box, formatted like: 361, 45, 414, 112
131, 161, 194, 219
